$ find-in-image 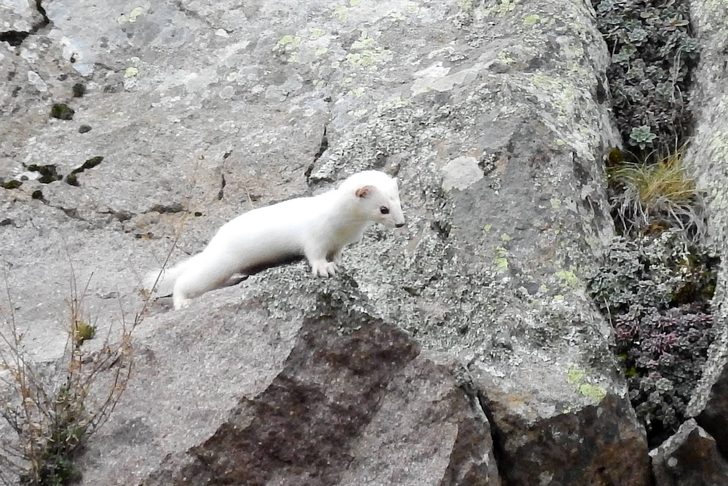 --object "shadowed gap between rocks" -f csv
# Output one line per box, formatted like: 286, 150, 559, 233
0, 1, 50, 46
